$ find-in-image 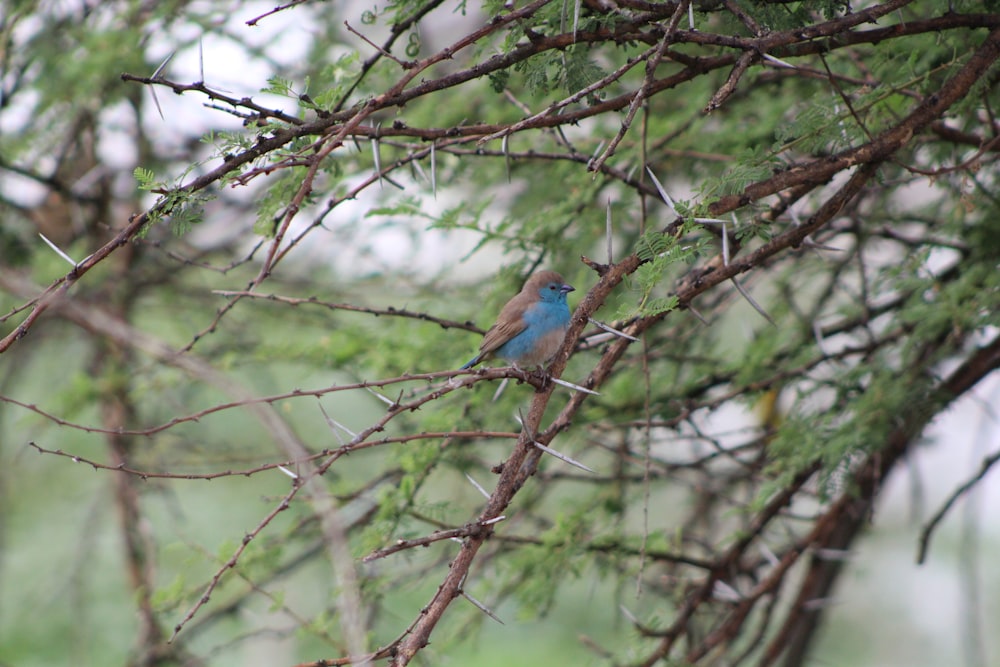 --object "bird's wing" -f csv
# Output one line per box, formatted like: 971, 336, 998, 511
479, 318, 527, 354
478, 294, 530, 354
